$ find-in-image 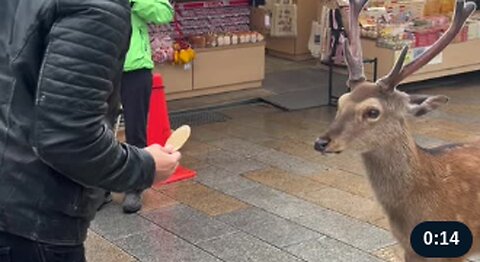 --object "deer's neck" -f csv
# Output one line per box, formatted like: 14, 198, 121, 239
362, 125, 422, 209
